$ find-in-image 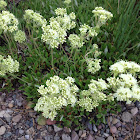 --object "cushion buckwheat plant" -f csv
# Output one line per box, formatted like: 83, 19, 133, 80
34, 76, 79, 120
41, 8, 76, 48
0, 55, 19, 76
108, 60, 140, 104
1, 0, 139, 129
